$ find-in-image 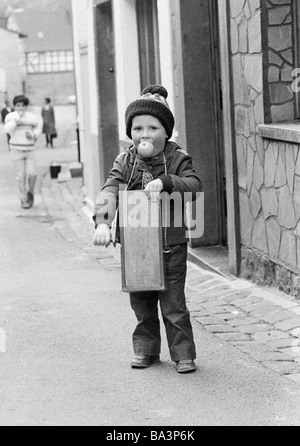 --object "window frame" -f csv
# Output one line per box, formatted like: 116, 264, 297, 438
294, 0, 300, 118
26, 50, 74, 74
136, 0, 161, 90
